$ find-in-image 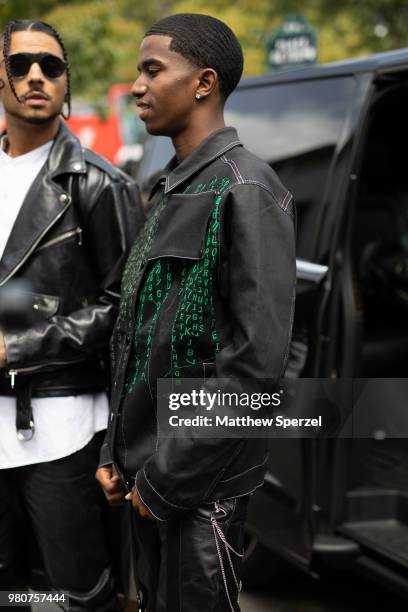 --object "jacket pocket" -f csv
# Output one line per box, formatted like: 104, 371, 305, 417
148, 191, 216, 261
36, 227, 83, 253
